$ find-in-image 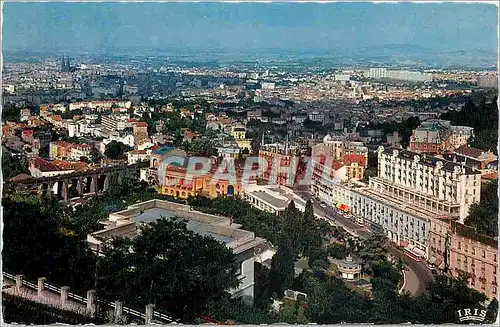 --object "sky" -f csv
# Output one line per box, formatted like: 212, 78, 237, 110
3, 2, 498, 56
